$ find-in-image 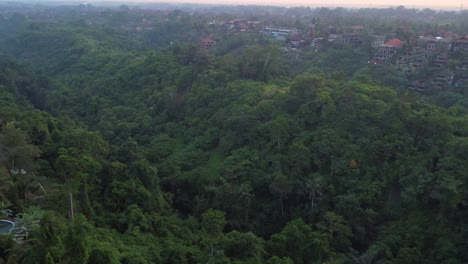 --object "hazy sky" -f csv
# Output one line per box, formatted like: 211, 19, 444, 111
122, 0, 464, 9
